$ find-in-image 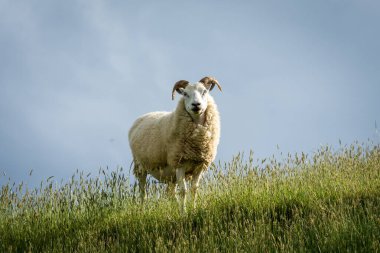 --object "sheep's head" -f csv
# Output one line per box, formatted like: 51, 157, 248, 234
172, 76, 222, 116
